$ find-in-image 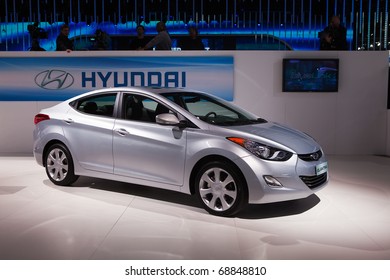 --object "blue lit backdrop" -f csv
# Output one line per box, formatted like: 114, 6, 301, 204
0, 0, 388, 51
